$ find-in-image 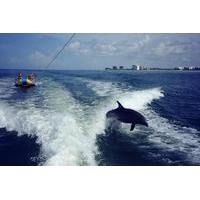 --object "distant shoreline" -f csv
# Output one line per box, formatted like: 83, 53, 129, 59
104, 69, 200, 72
0, 68, 200, 72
